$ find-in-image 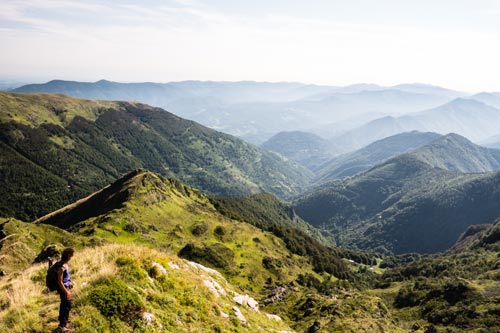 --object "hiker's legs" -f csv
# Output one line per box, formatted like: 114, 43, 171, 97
58, 290, 72, 327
